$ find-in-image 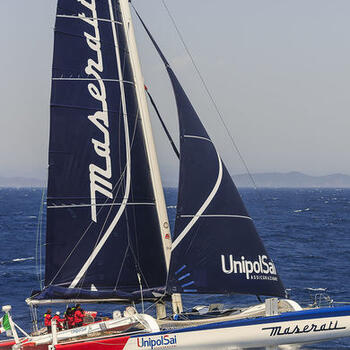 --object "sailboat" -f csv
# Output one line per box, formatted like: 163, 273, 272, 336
1, 0, 350, 349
